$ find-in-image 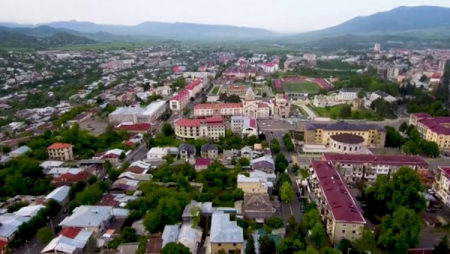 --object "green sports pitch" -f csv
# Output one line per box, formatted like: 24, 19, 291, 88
284, 82, 320, 93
